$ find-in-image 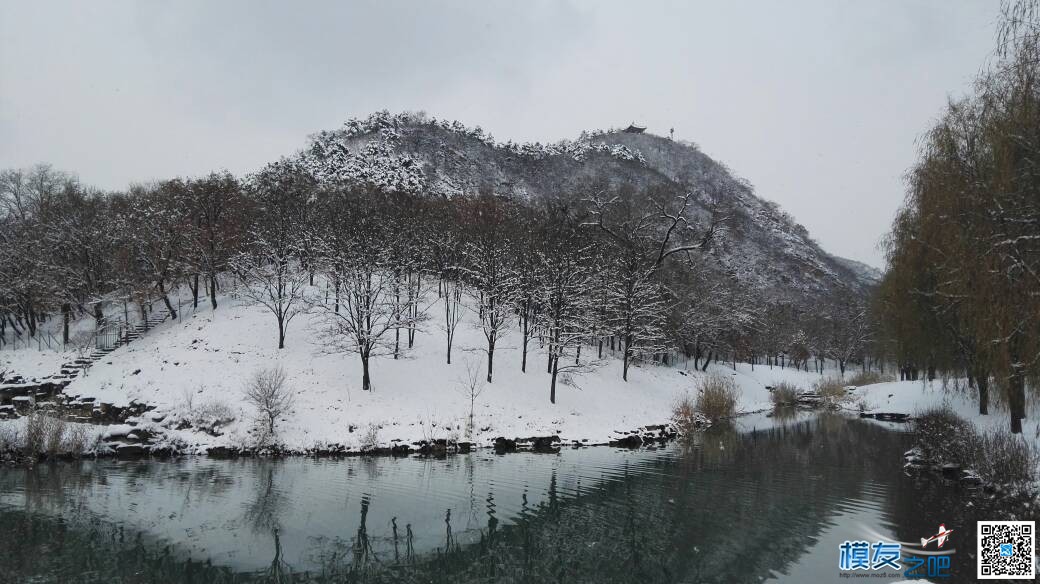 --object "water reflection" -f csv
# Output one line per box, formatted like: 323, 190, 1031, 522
0, 416, 999, 583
